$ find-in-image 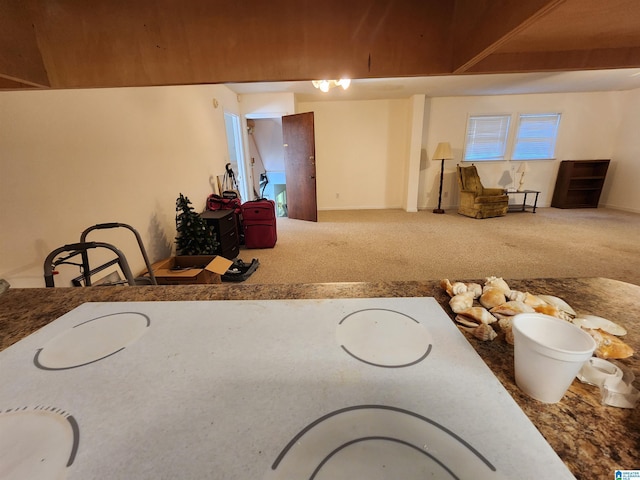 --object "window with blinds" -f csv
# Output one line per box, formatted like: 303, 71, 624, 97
512, 113, 561, 160
463, 115, 511, 161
